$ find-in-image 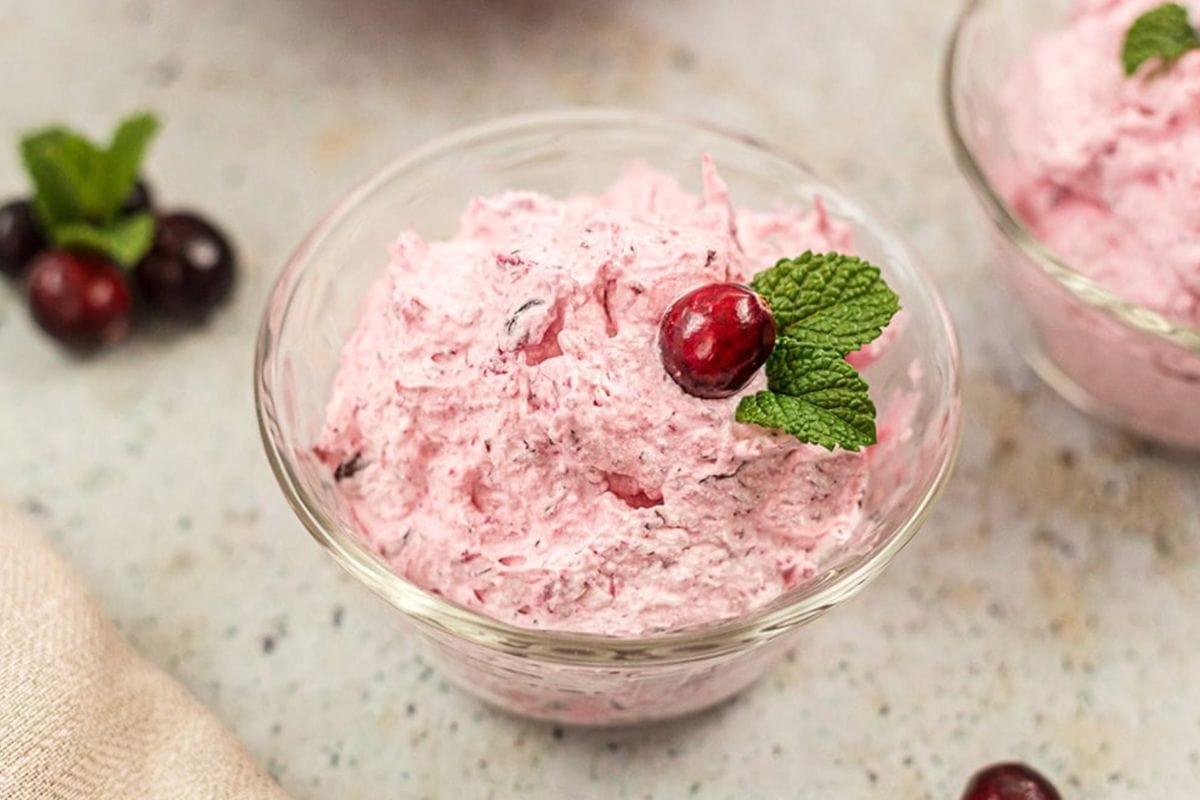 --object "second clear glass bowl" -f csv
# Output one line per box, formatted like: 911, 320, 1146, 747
255, 109, 962, 725
945, 0, 1200, 450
